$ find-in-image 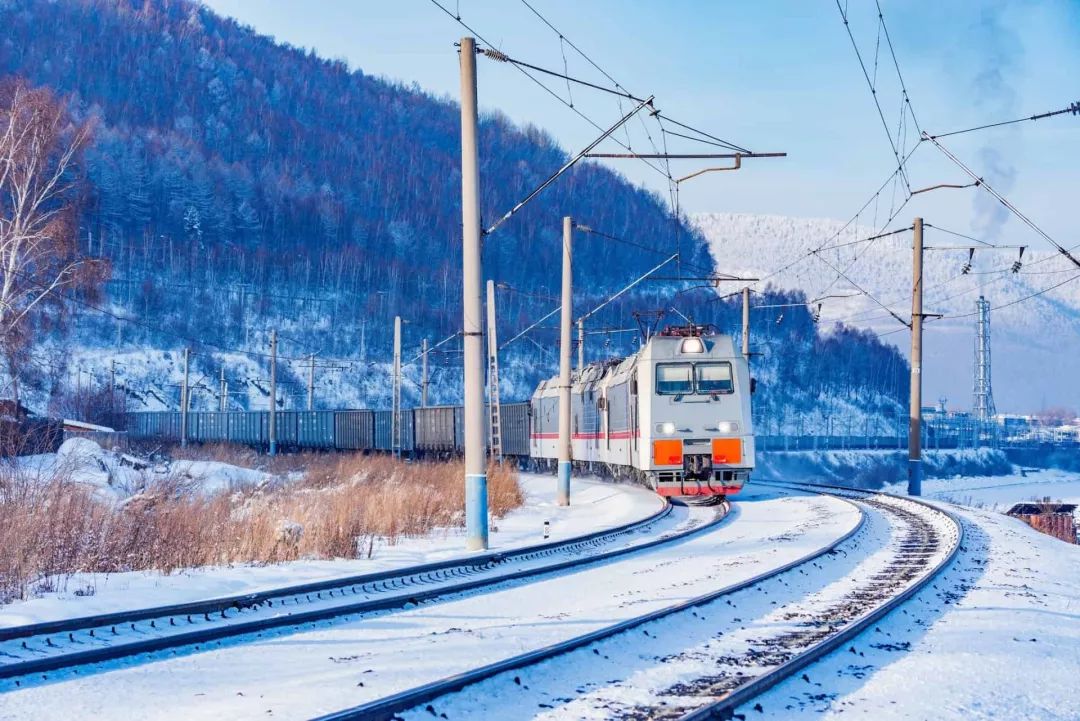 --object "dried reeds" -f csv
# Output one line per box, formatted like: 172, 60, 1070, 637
0, 453, 522, 603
